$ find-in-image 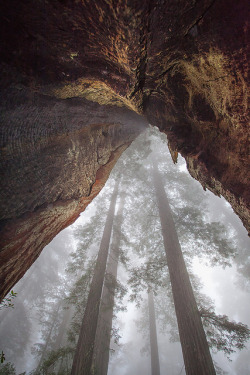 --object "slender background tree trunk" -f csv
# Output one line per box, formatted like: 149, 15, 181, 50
92, 192, 125, 375
148, 289, 161, 375
71, 178, 120, 375
151, 155, 216, 375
